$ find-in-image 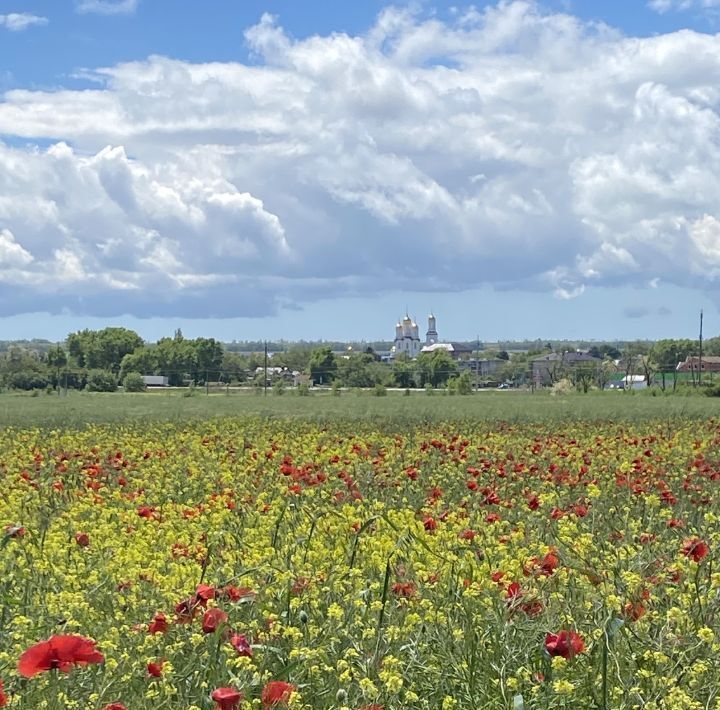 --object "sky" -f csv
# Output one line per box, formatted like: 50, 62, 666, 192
1, 0, 720, 343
